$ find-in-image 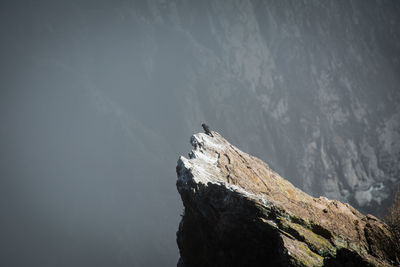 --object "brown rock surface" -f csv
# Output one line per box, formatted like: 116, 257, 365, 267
176, 132, 398, 266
